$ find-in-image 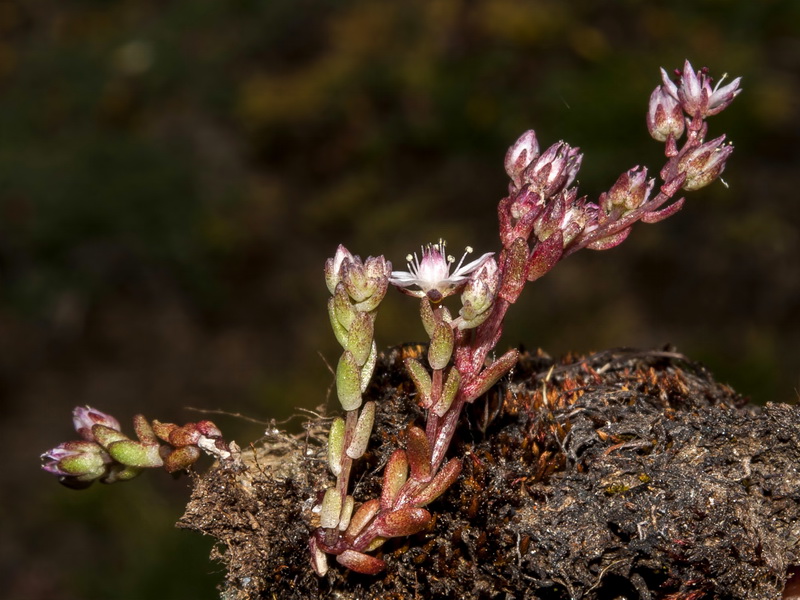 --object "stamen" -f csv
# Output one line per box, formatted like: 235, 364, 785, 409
453, 246, 475, 272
